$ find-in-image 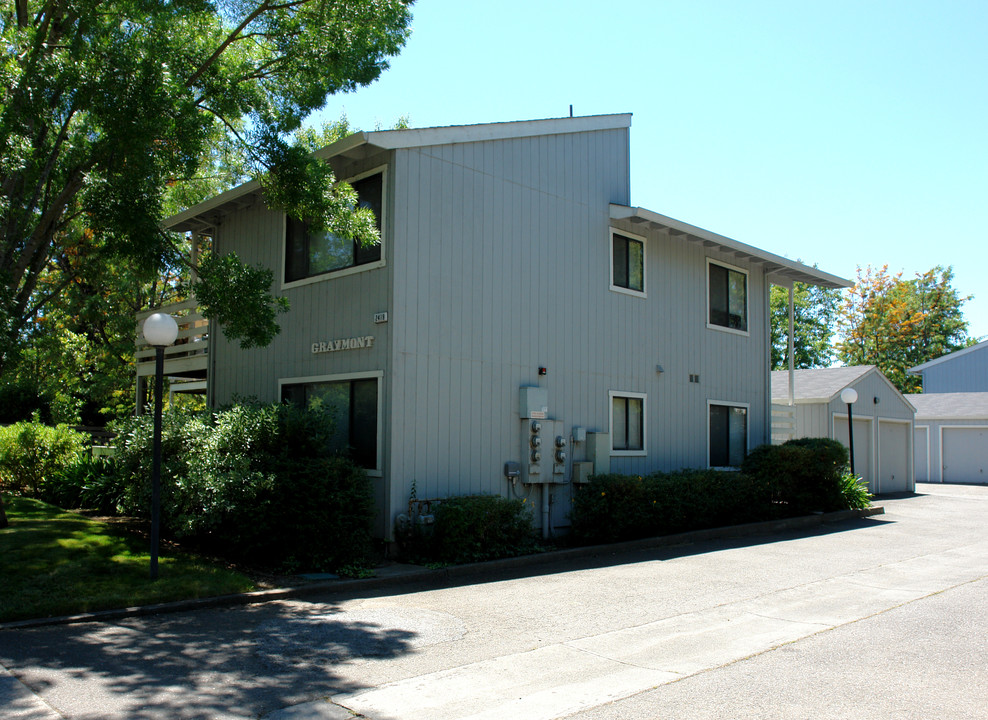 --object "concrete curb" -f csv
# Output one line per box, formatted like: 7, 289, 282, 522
0, 505, 885, 631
